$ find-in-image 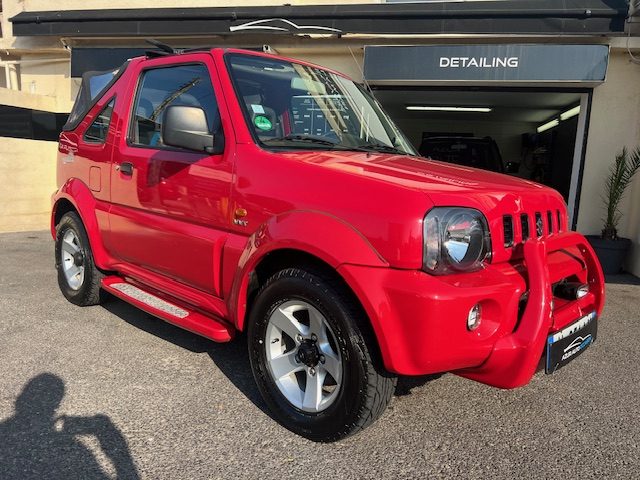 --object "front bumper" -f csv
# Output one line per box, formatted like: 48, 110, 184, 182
337, 231, 605, 389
